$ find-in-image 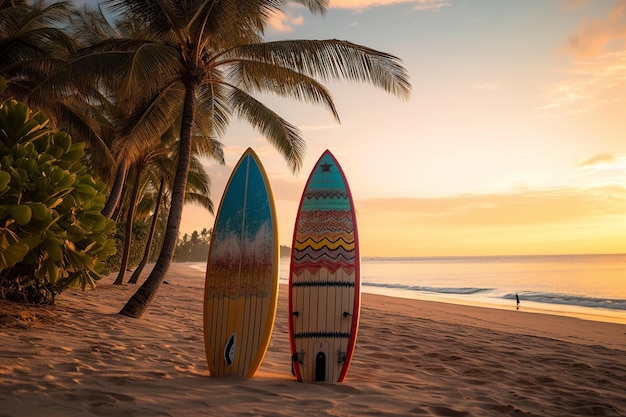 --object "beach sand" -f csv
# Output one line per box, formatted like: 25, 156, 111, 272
1, 262, 625, 417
